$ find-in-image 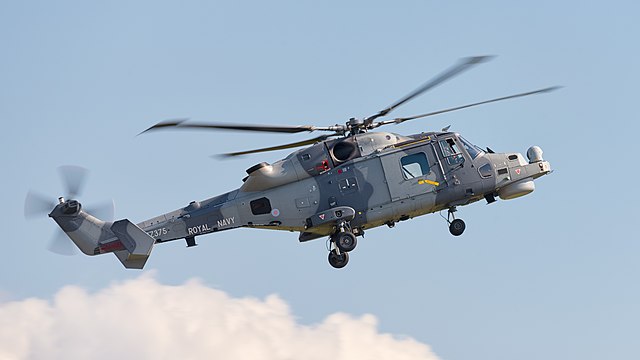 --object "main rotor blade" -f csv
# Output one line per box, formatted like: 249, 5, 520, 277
24, 190, 55, 219
375, 86, 561, 127
218, 134, 334, 157
58, 165, 88, 199
363, 55, 494, 127
140, 119, 342, 135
